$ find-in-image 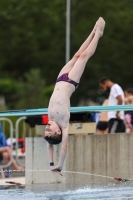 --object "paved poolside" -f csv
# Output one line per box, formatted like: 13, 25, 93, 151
0, 177, 25, 186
